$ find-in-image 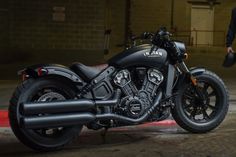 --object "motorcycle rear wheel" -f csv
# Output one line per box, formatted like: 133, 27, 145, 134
172, 70, 229, 133
9, 78, 82, 151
